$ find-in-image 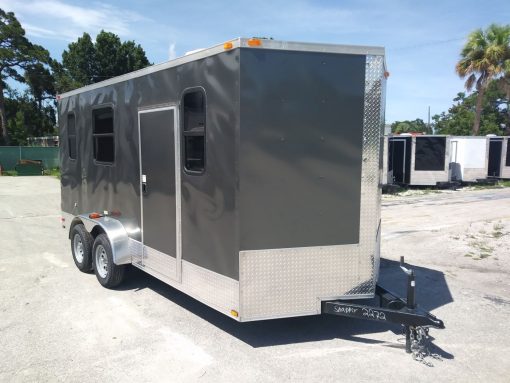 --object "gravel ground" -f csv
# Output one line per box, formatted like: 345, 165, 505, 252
0, 176, 509, 382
